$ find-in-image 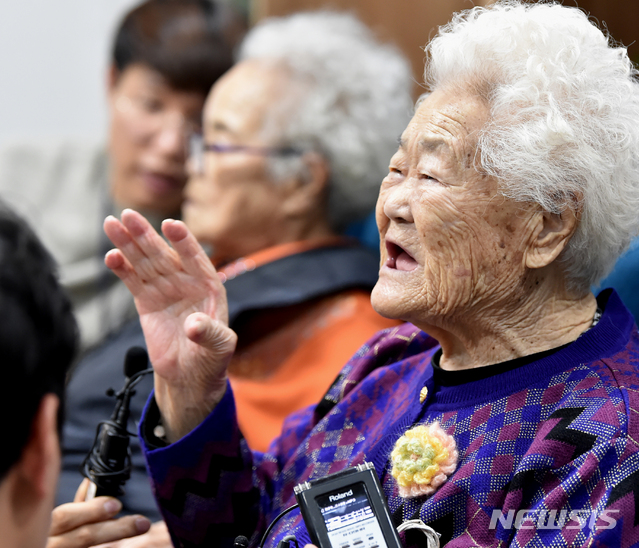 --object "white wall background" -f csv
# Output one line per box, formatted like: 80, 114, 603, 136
0, 0, 139, 145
